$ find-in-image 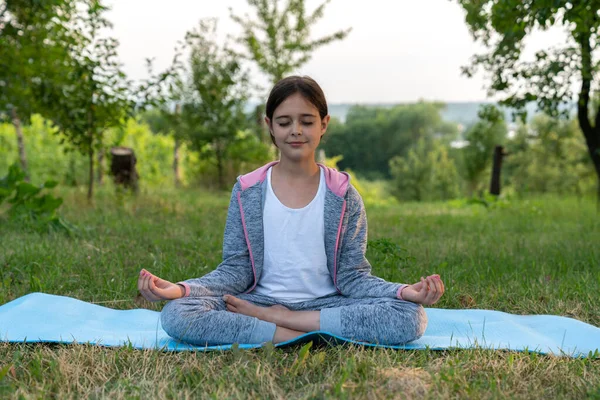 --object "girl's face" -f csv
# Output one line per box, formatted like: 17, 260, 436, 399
266, 92, 330, 163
